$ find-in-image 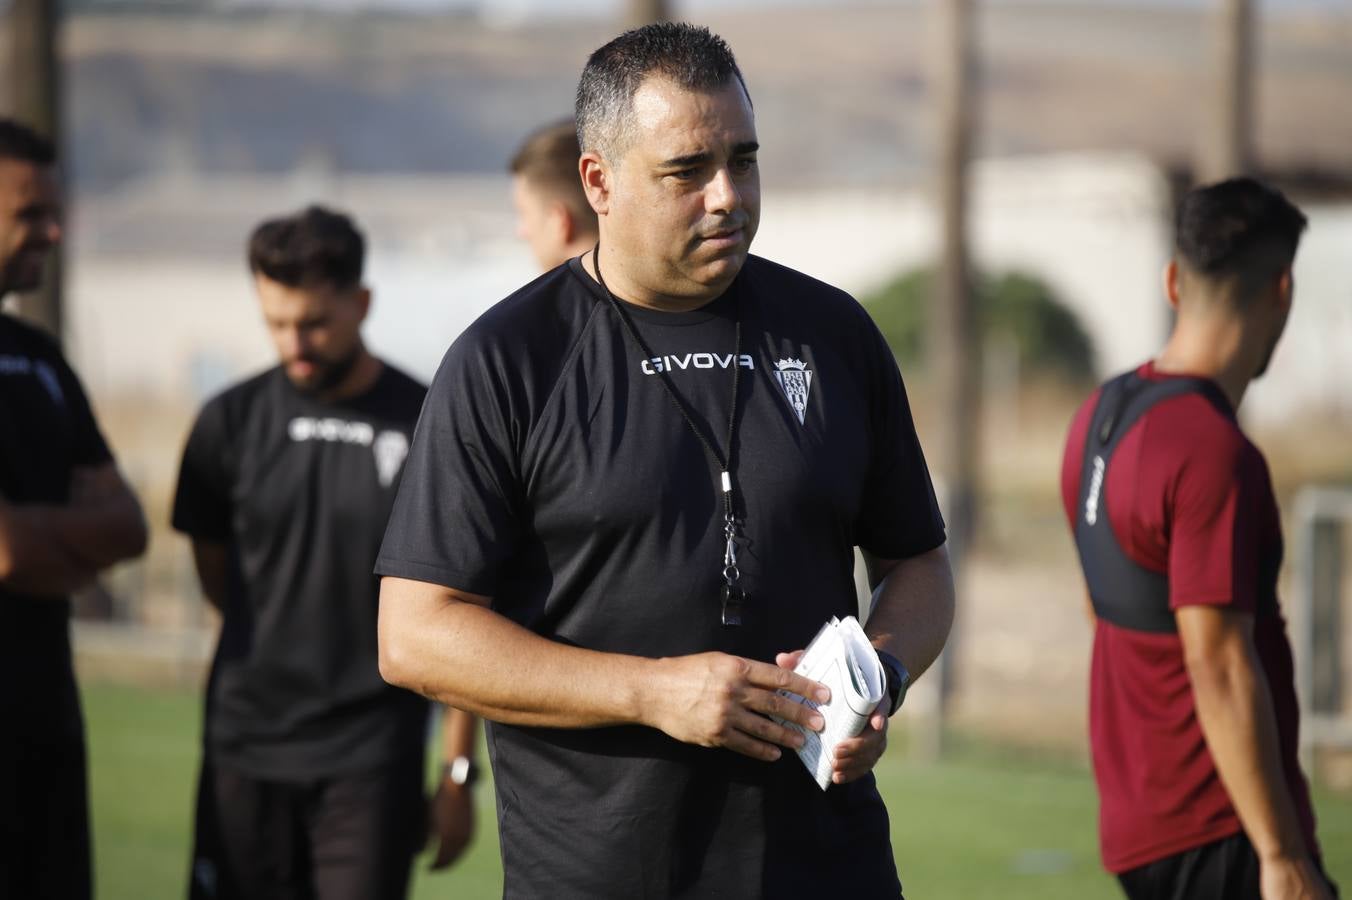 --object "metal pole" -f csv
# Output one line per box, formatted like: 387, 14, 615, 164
1198, 0, 1253, 181
626, 0, 669, 28
923, 0, 979, 762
